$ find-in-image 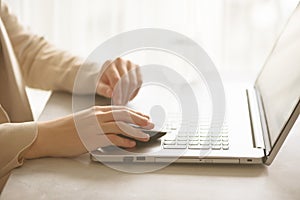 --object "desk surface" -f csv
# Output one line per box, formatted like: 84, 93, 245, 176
1, 91, 300, 200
